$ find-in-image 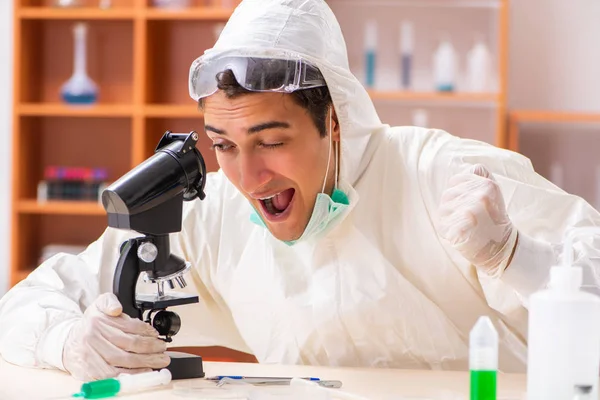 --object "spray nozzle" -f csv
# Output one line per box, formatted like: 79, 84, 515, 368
551, 227, 600, 291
